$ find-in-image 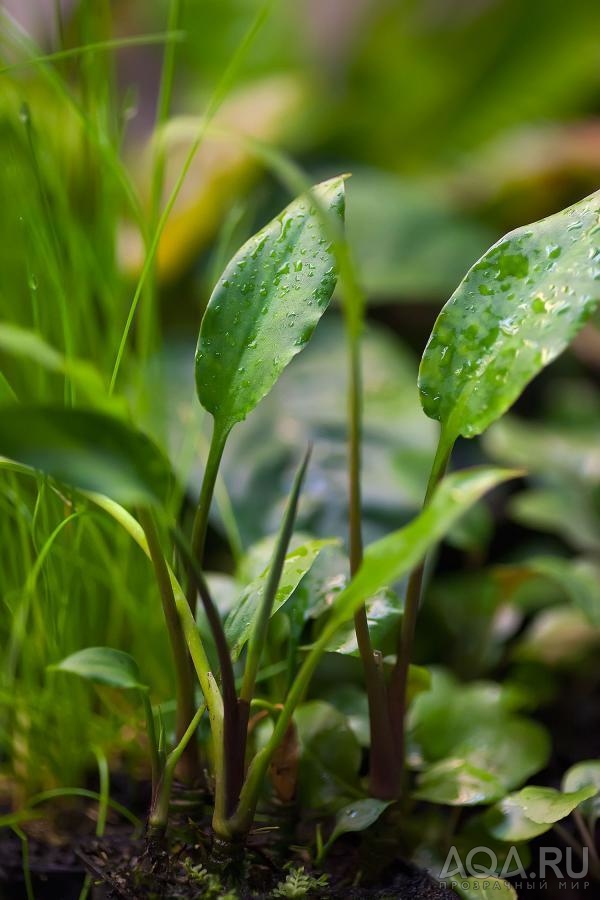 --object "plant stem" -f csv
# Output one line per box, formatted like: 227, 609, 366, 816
141, 690, 162, 804
187, 421, 230, 615
138, 508, 200, 785
240, 446, 311, 706
149, 704, 206, 834
348, 323, 398, 799
387, 427, 454, 792
574, 810, 600, 870
171, 524, 241, 819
